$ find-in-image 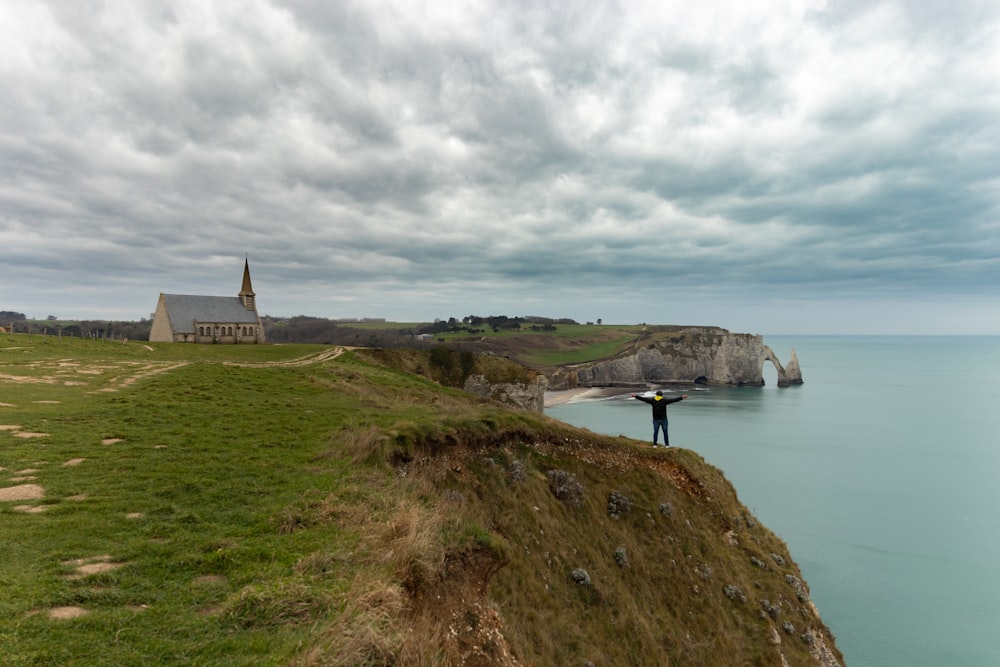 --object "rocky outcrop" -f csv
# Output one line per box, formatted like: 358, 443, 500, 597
464, 374, 548, 413
551, 329, 802, 389
784, 347, 803, 384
